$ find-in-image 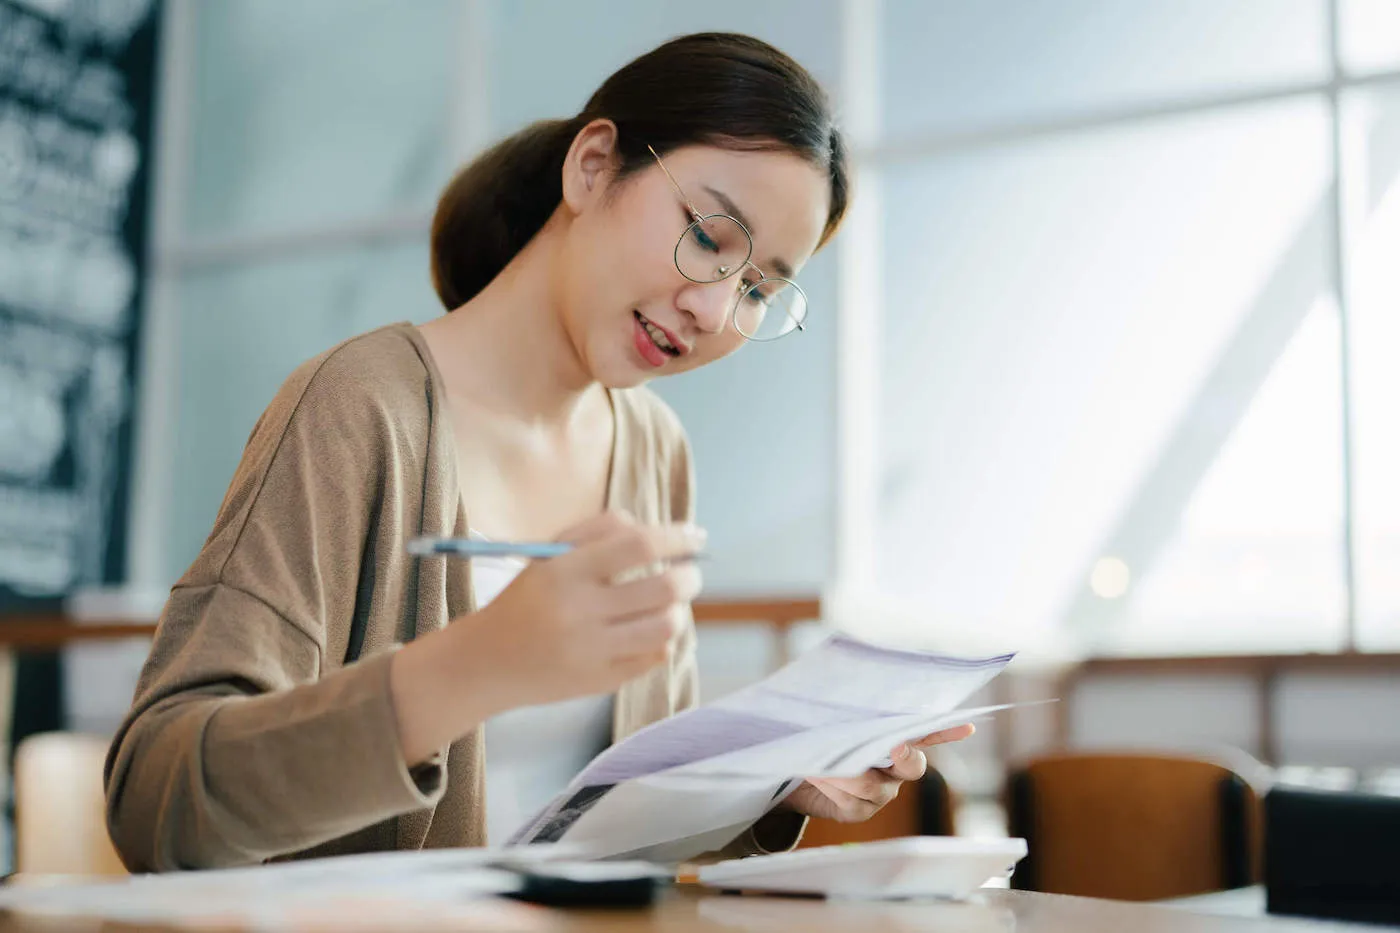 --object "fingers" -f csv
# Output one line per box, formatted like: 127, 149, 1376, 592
912, 724, 976, 748
606, 611, 682, 662
880, 743, 929, 782
555, 509, 636, 545
570, 516, 707, 582
827, 772, 902, 807
561, 515, 704, 623
805, 776, 898, 822
803, 779, 877, 821
604, 562, 702, 620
